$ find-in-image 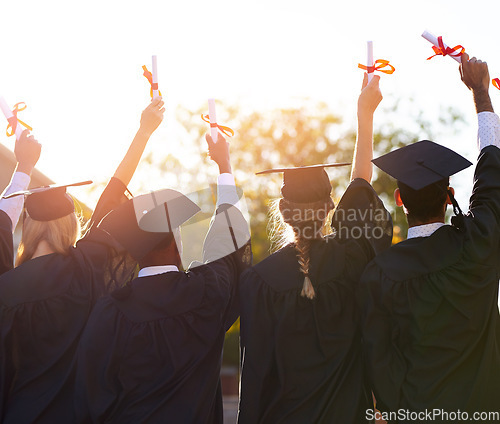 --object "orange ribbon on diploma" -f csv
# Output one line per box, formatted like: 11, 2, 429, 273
142, 65, 162, 99
4, 102, 32, 138
201, 114, 234, 138
422, 32, 464, 63
358, 59, 395, 75
493, 78, 500, 90
427, 36, 465, 61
